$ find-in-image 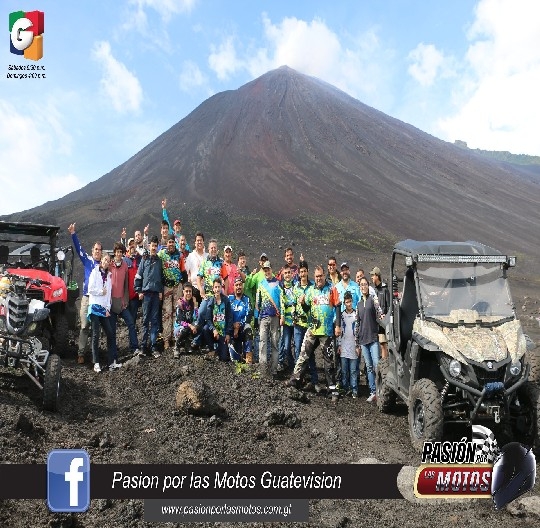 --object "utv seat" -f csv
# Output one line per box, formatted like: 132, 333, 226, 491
399, 267, 419, 355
